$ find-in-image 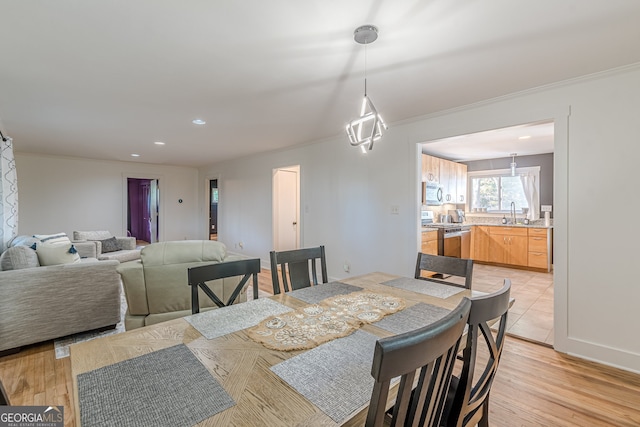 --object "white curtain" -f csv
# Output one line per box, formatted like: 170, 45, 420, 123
520, 172, 539, 220
0, 136, 19, 250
